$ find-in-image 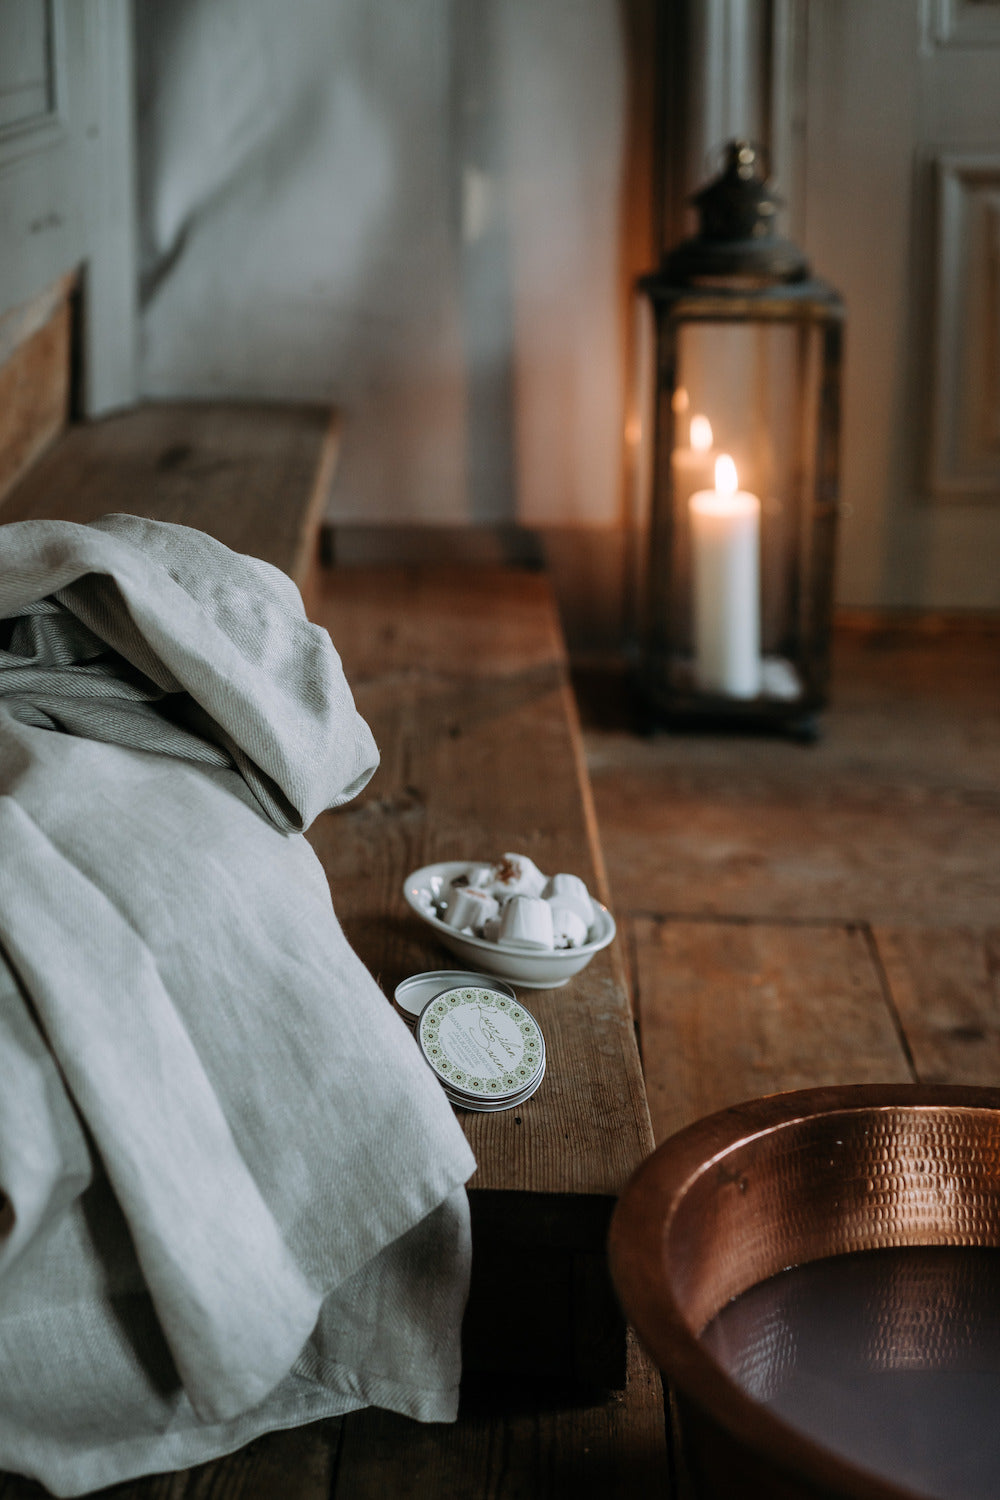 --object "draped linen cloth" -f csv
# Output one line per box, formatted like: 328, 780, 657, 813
0, 514, 476, 1497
